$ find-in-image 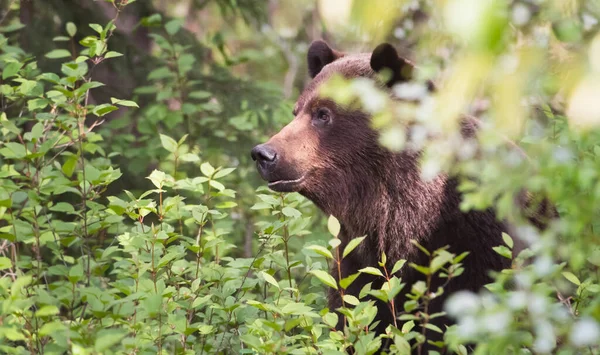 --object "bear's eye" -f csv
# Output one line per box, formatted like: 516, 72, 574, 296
314, 108, 331, 124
